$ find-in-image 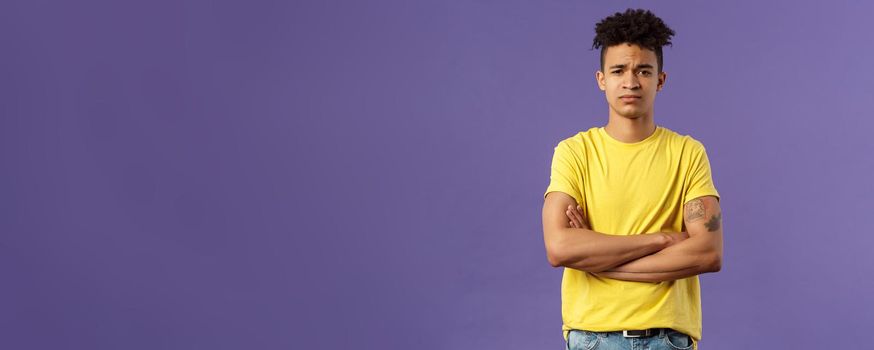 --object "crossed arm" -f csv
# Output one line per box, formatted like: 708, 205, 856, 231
542, 191, 722, 283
